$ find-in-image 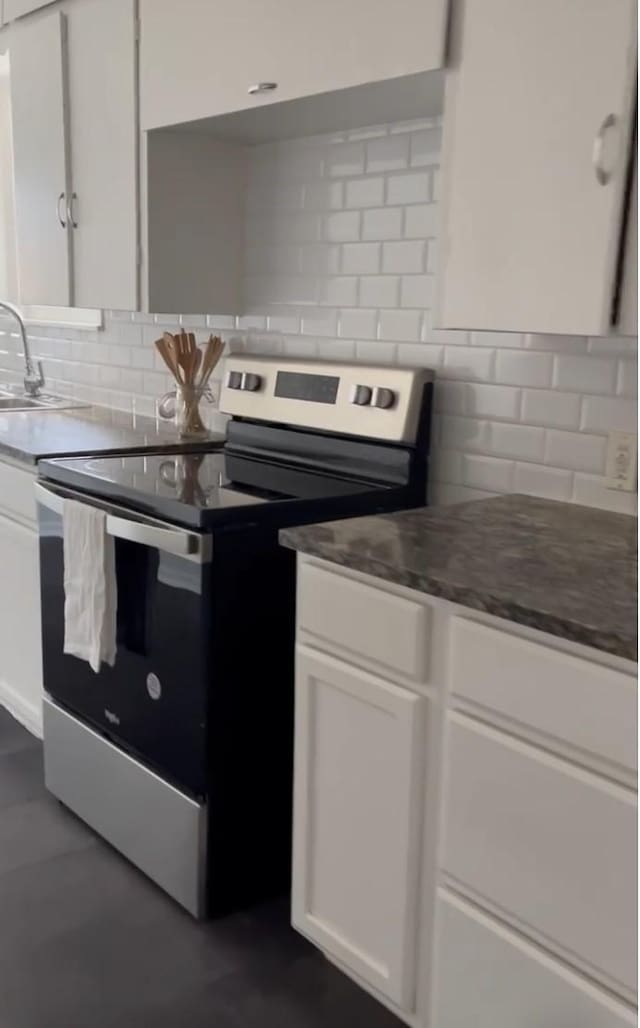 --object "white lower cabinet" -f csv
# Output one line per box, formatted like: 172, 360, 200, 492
292, 645, 426, 1010
291, 556, 638, 1027
432, 891, 636, 1028
0, 508, 42, 734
